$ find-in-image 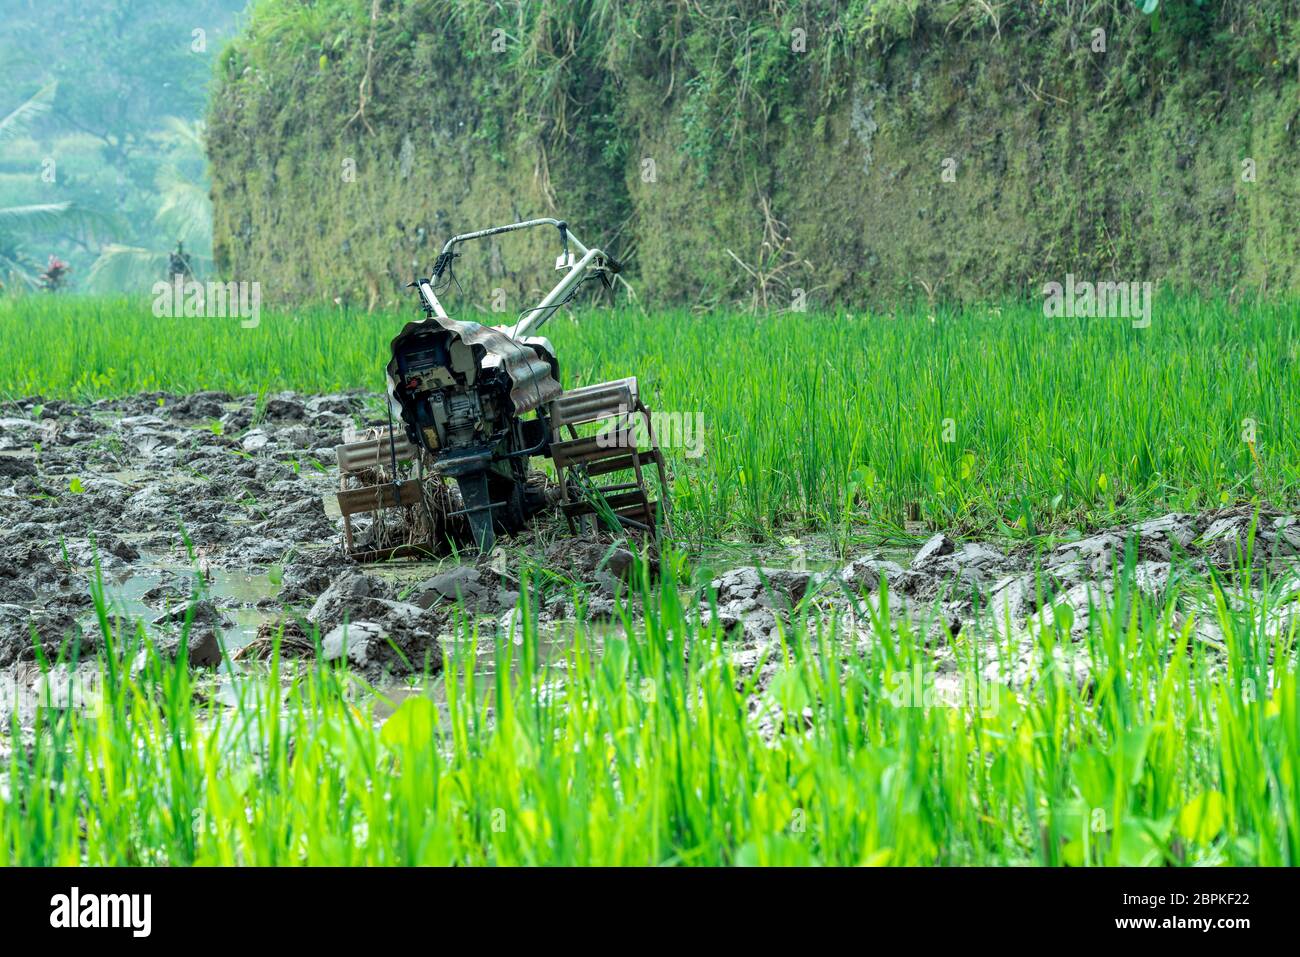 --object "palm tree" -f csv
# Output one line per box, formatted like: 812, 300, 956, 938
0, 82, 110, 289
84, 117, 214, 292
0, 81, 55, 141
